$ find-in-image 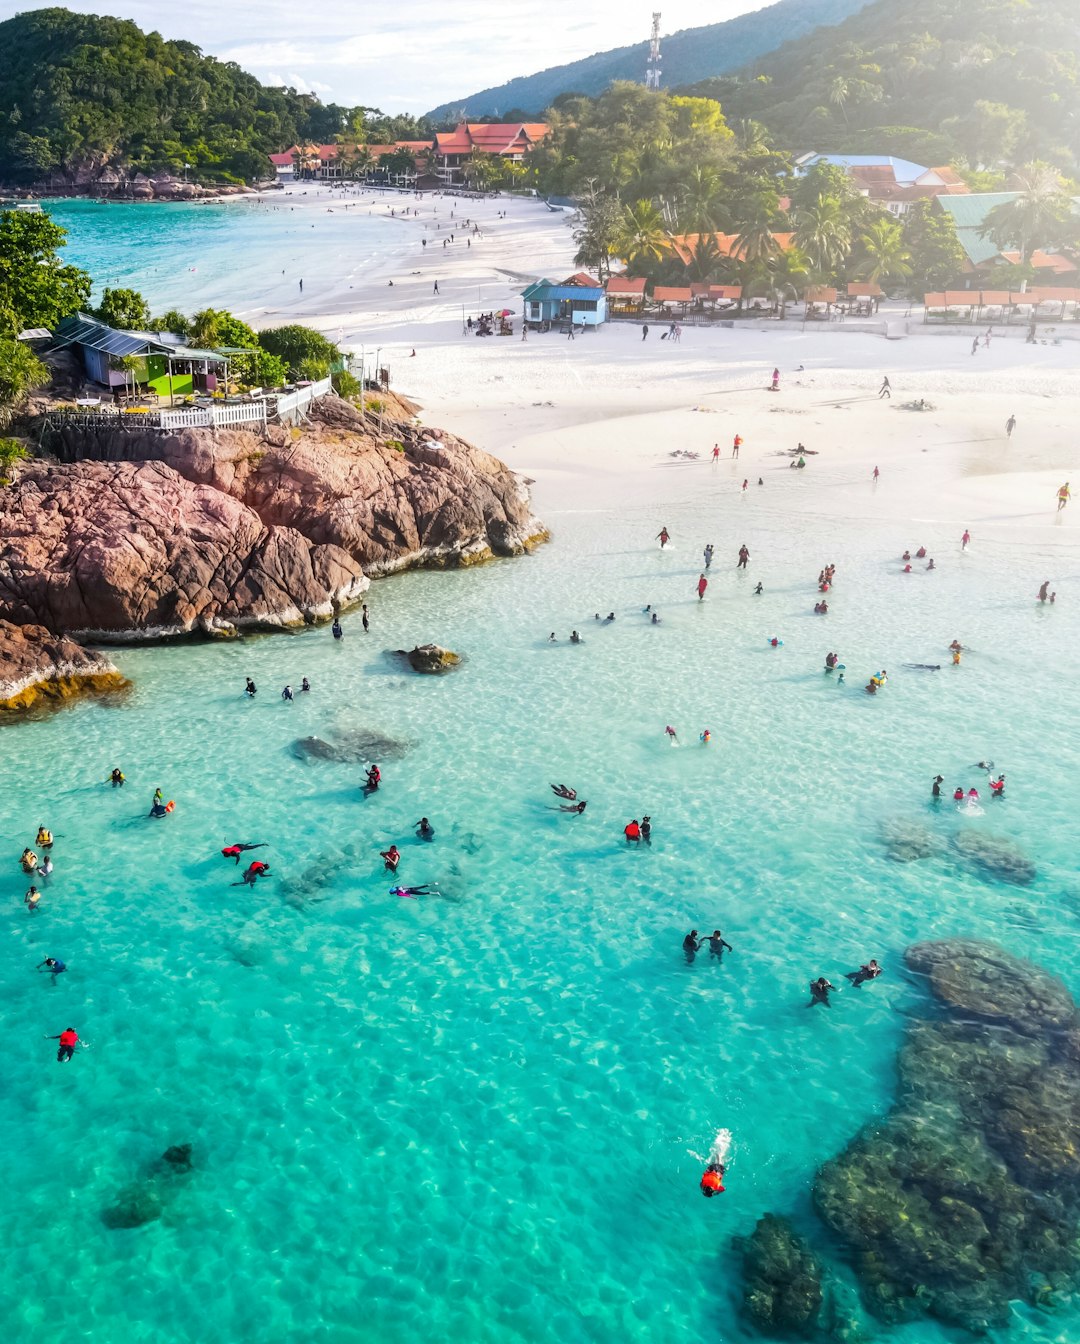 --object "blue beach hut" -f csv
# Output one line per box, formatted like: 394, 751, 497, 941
522, 273, 607, 331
